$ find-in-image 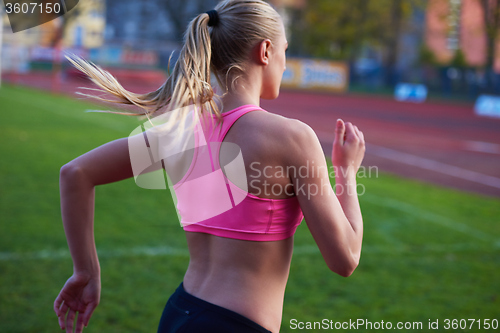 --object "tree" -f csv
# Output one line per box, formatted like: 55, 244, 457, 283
478, 0, 500, 91
52, 0, 82, 47
294, 0, 427, 85
384, 0, 405, 86
297, 0, 373, 60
